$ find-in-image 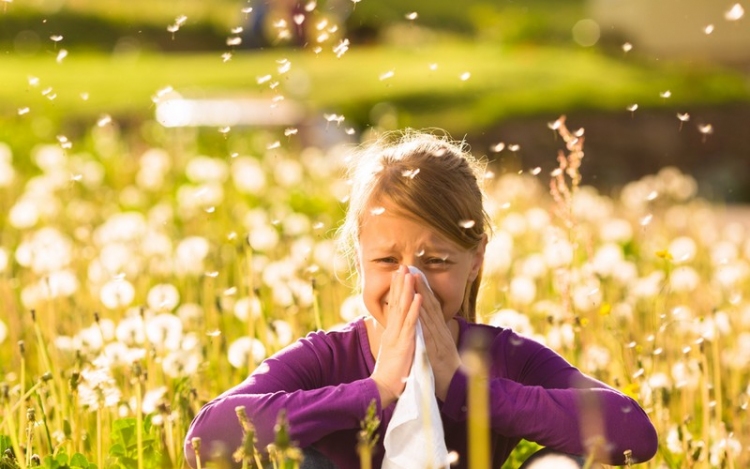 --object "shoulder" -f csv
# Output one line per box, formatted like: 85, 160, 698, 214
282, 317, 368, 362
458, 318, 576, 385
